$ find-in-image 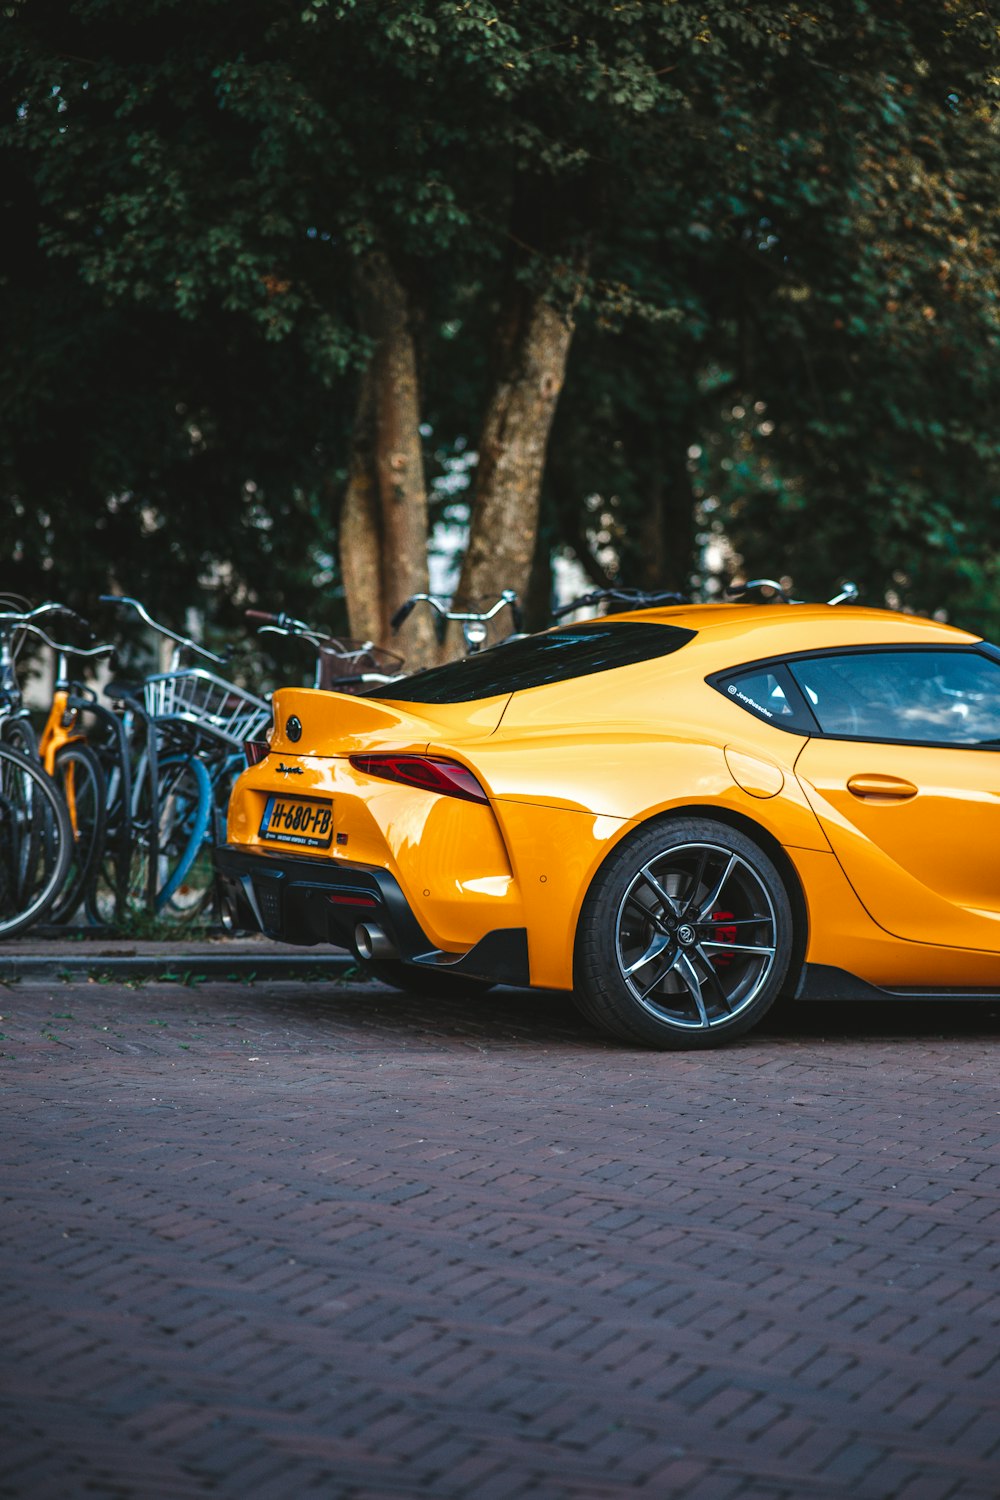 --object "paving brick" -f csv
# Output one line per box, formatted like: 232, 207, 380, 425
2, 978, 1000, 1498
